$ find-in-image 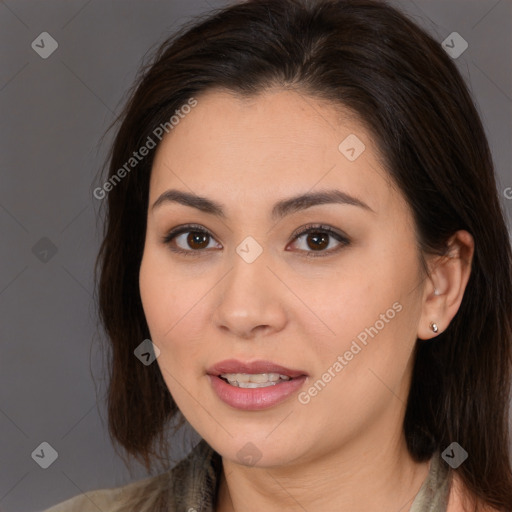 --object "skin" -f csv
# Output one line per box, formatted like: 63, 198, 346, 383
139, 88, 475, 511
